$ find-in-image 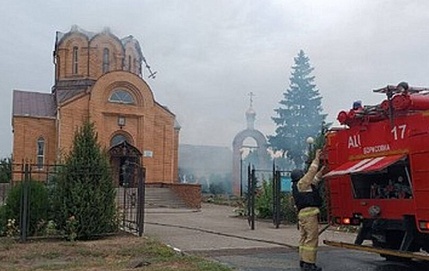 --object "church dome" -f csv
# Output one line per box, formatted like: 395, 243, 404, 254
246, 107, 256, 116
